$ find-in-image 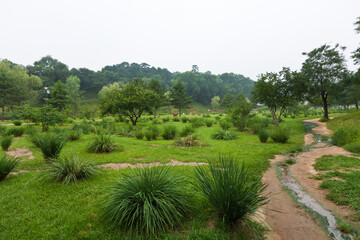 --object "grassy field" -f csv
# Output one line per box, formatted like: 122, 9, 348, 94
0, 114, 308, 239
